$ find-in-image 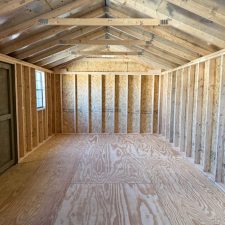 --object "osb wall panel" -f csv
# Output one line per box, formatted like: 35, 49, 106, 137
159, 52, 225, 186
140, 75, 154, 133
66, 60, 151, 72
62, 74, 75, 133
115, 75, 128, 133
77, 74, 89, 133
127, 75, 141, 133
90, 75, 102, 133
15, 64, 55, 161
102, 75, 115, 133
